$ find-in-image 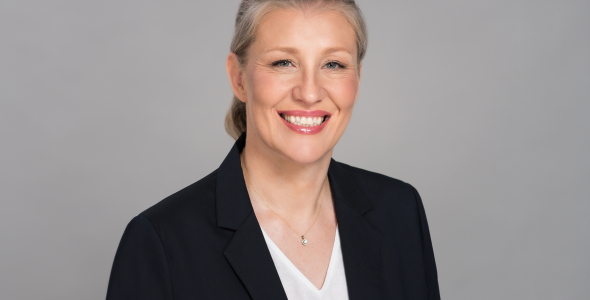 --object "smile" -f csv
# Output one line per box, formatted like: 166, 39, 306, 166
277, 110, 331, 134
280, 114, 328, 127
